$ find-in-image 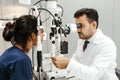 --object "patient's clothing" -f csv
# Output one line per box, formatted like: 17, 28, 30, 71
0, 46, 32, 80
